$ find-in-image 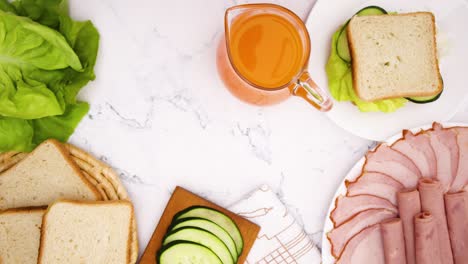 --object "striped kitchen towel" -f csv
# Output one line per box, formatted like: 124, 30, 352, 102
230, 185, 321, 264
